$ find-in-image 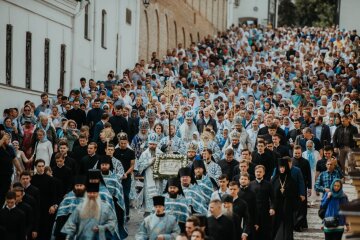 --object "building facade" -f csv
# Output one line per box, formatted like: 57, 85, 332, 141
231, 0, 276, 27
0, 0, 231, 113
339, 0, 360, 33
139, 0, 229, 62
0, 0, 139, 112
